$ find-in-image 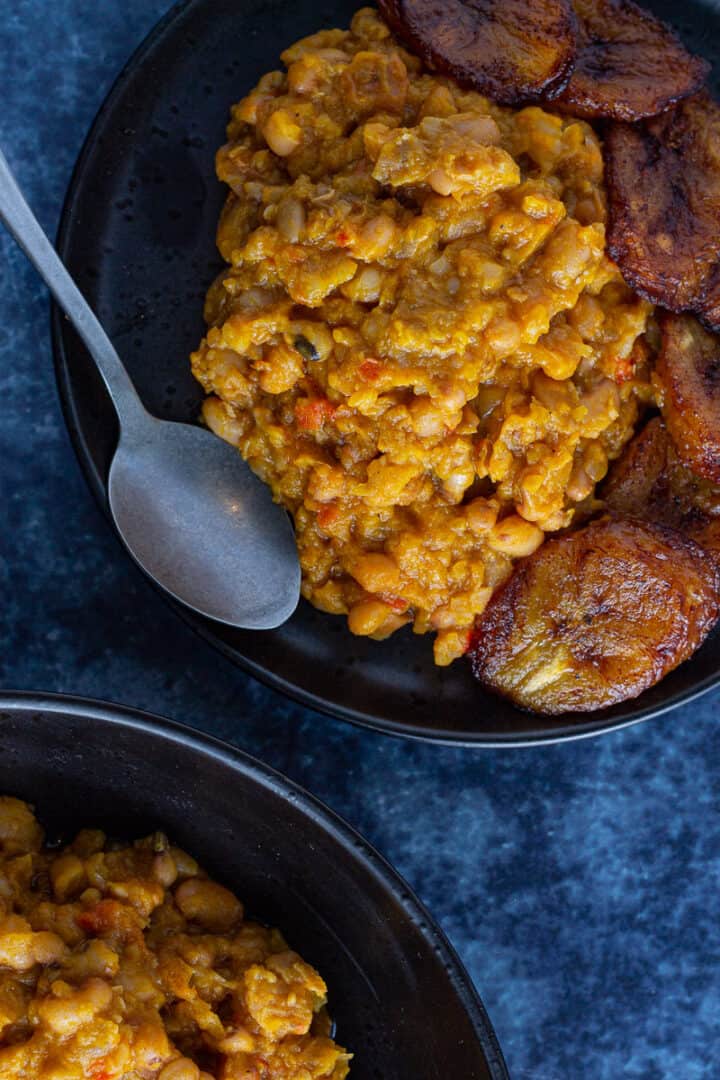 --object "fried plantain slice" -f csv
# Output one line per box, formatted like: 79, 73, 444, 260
698, 265, 720, 333
377, 0, 577, 106
606, 93, 720, 317
551, 0, 708, 121
655, 313, 720, 484
603, 416, 720, 559
469, 515, 719, 714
